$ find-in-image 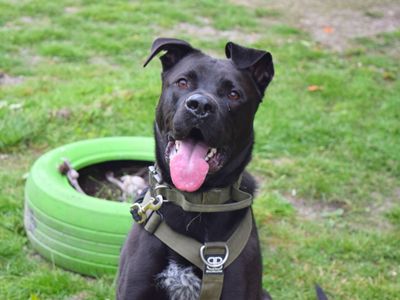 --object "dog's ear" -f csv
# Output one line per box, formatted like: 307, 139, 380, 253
143, 37, 198, 71
225, 42, 274, 99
